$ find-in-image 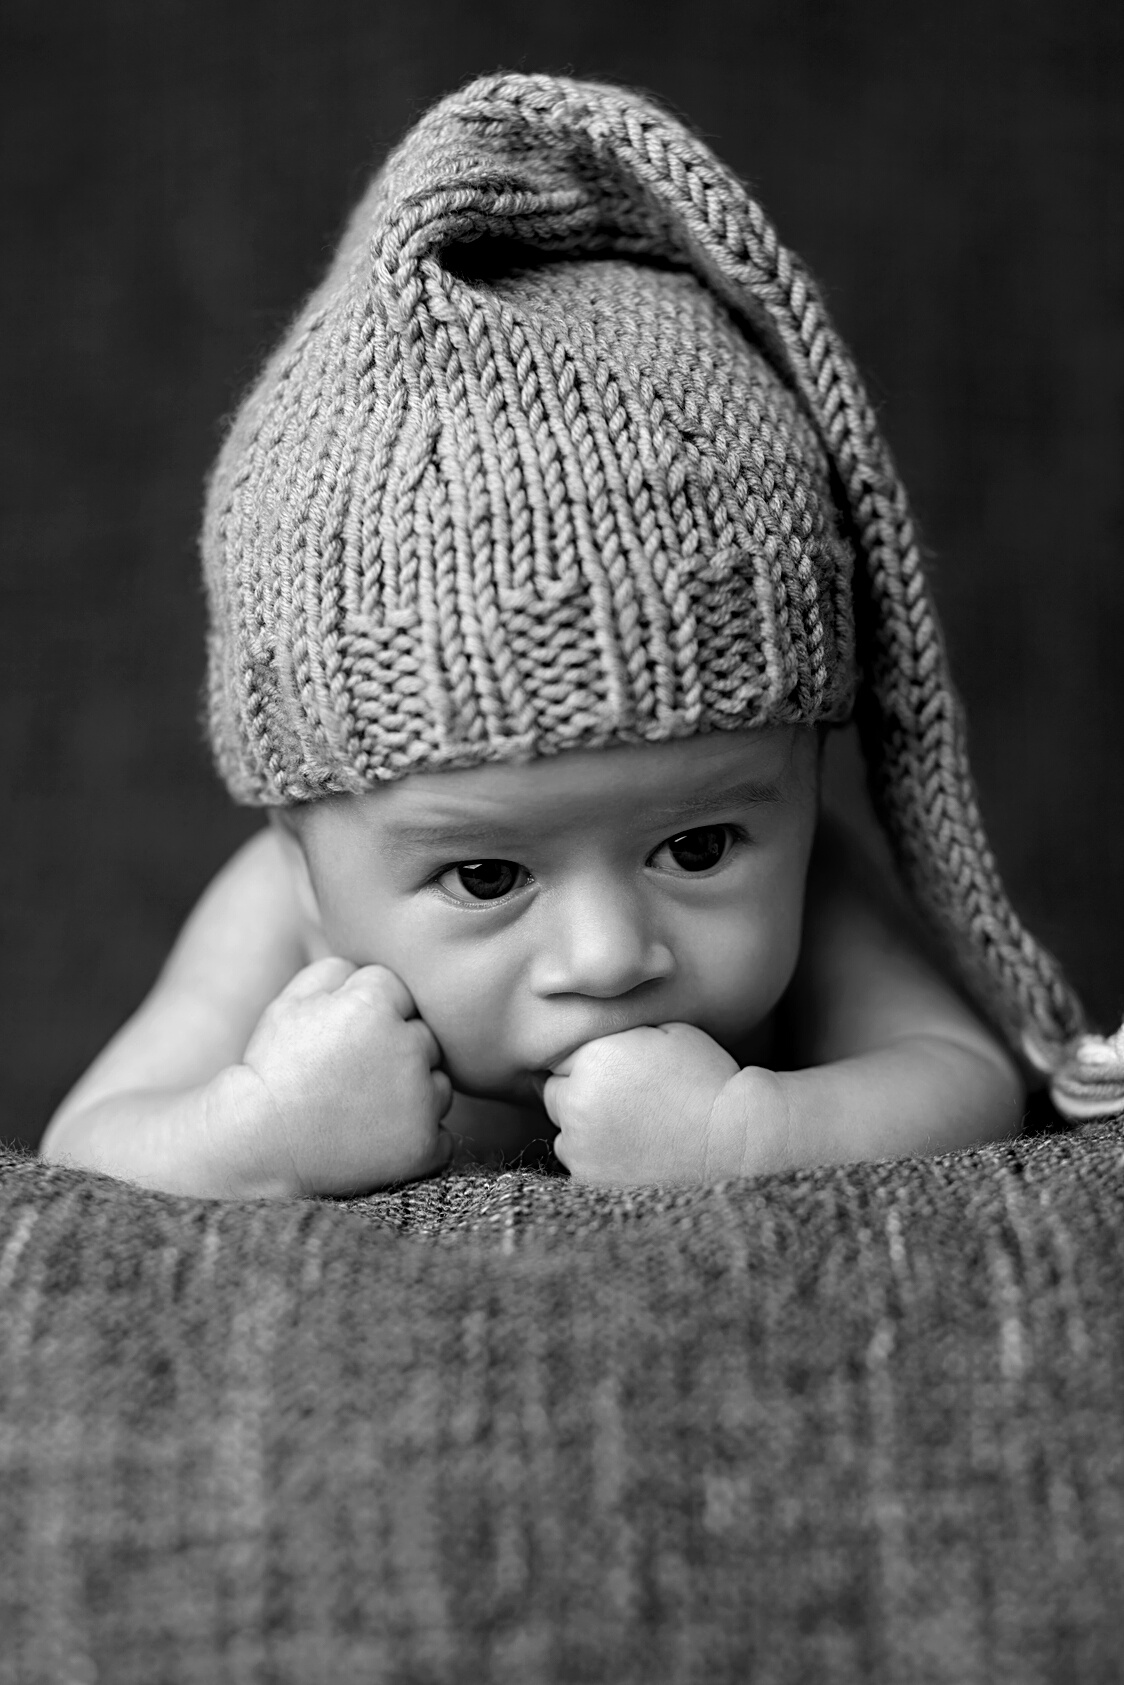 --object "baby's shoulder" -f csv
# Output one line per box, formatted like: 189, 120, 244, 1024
157, 824, 317, 998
